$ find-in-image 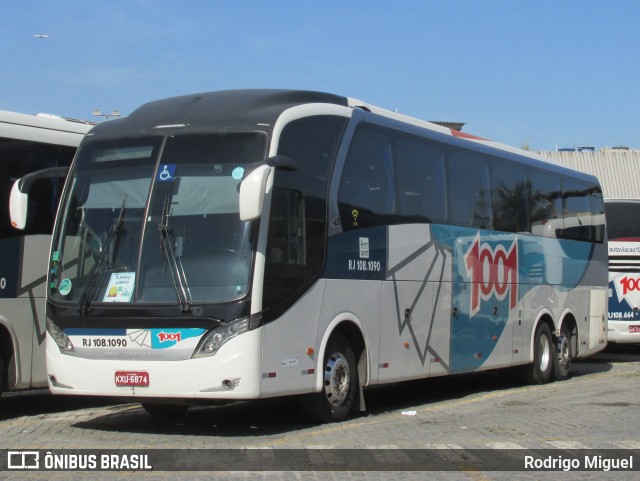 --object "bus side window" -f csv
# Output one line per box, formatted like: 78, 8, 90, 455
1, 143, 74, 238
530, 171, 562, 238
491, 162, 529, 233
267, 188, 305, 265
563, 180, 597, 242
395, 136, 446, 224
447, 150, 492, 229
589, 187, 605, 243
338, 126, 395, 230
